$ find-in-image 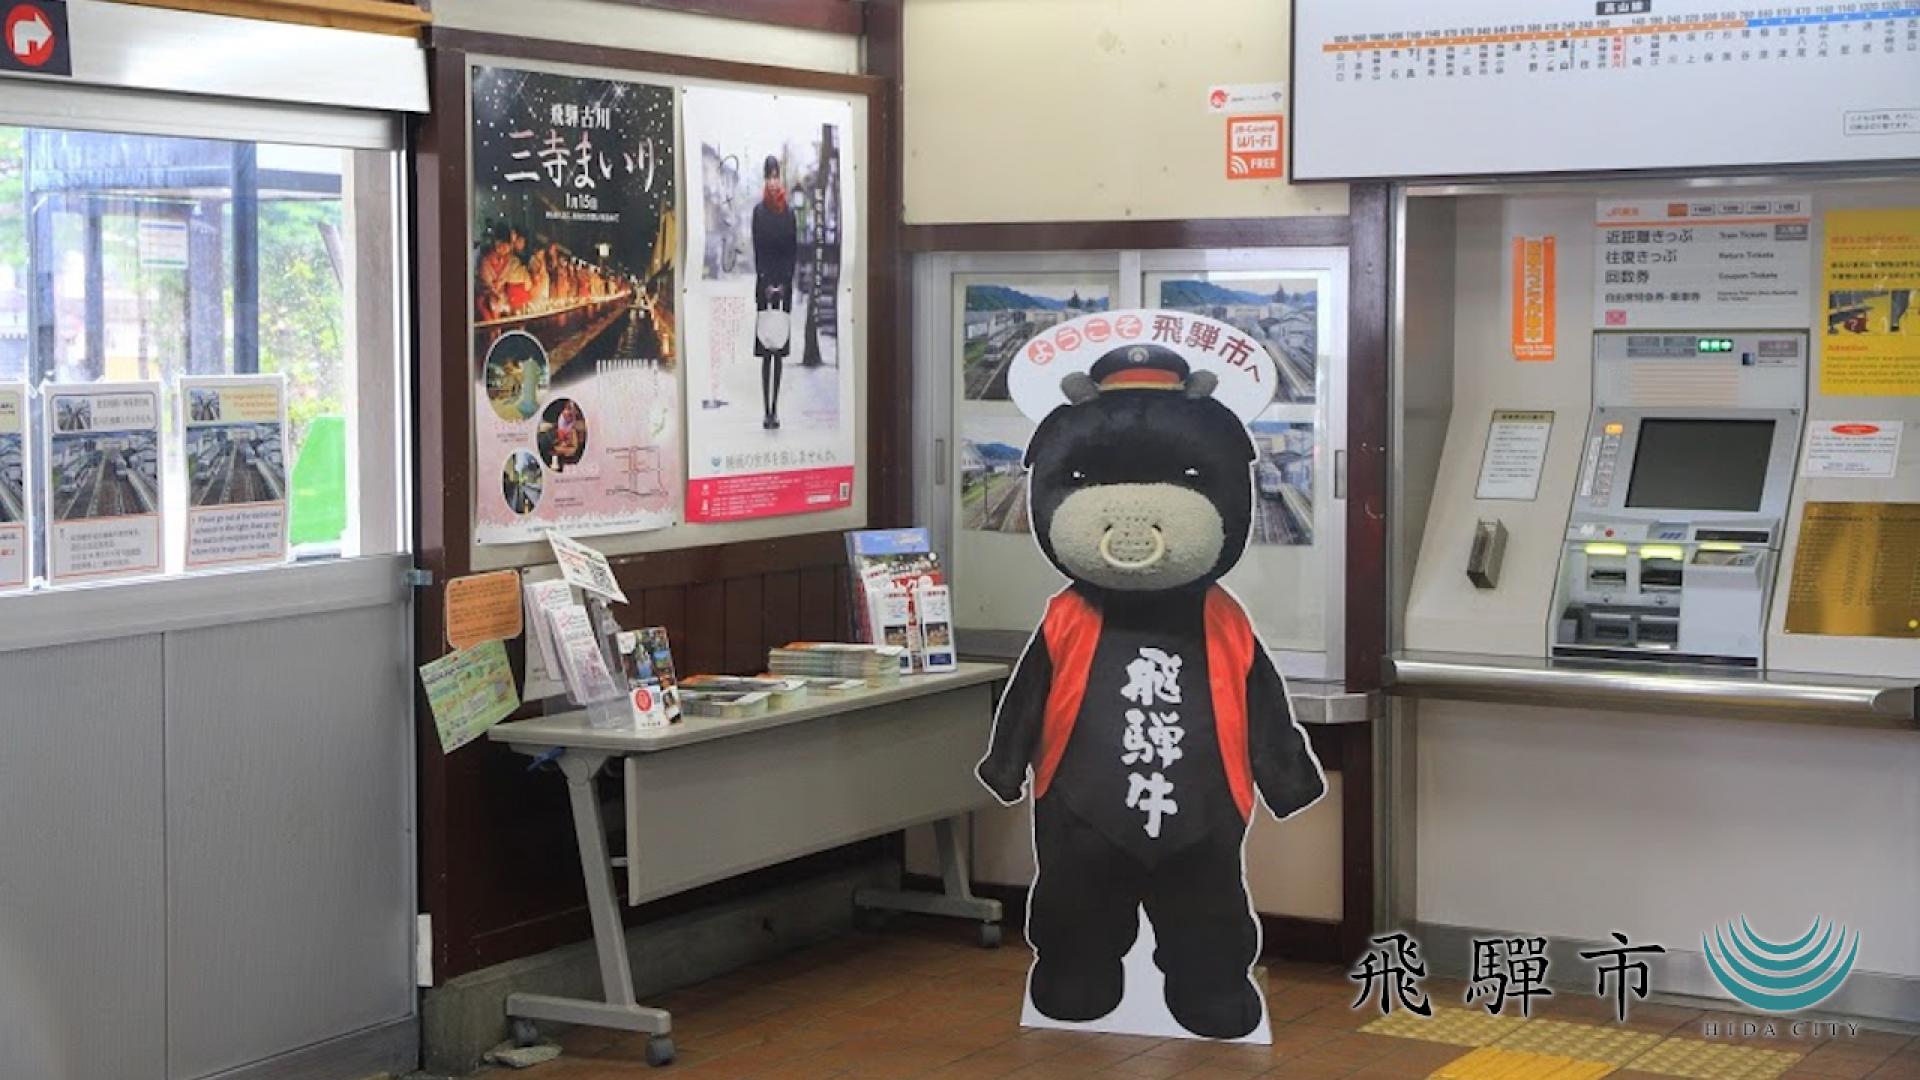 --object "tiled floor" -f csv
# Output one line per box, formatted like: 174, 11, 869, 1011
498, 920, 1920, 1080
